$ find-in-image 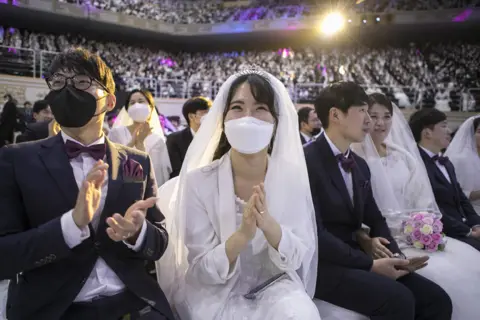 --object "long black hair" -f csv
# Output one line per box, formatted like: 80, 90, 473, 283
212, 74, 278, 160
